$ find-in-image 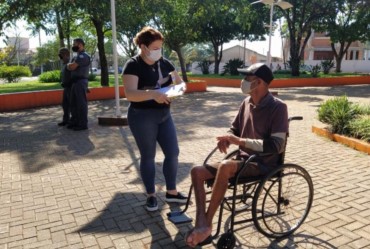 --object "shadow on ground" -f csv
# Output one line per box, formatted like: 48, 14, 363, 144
75, 192, 189, 248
